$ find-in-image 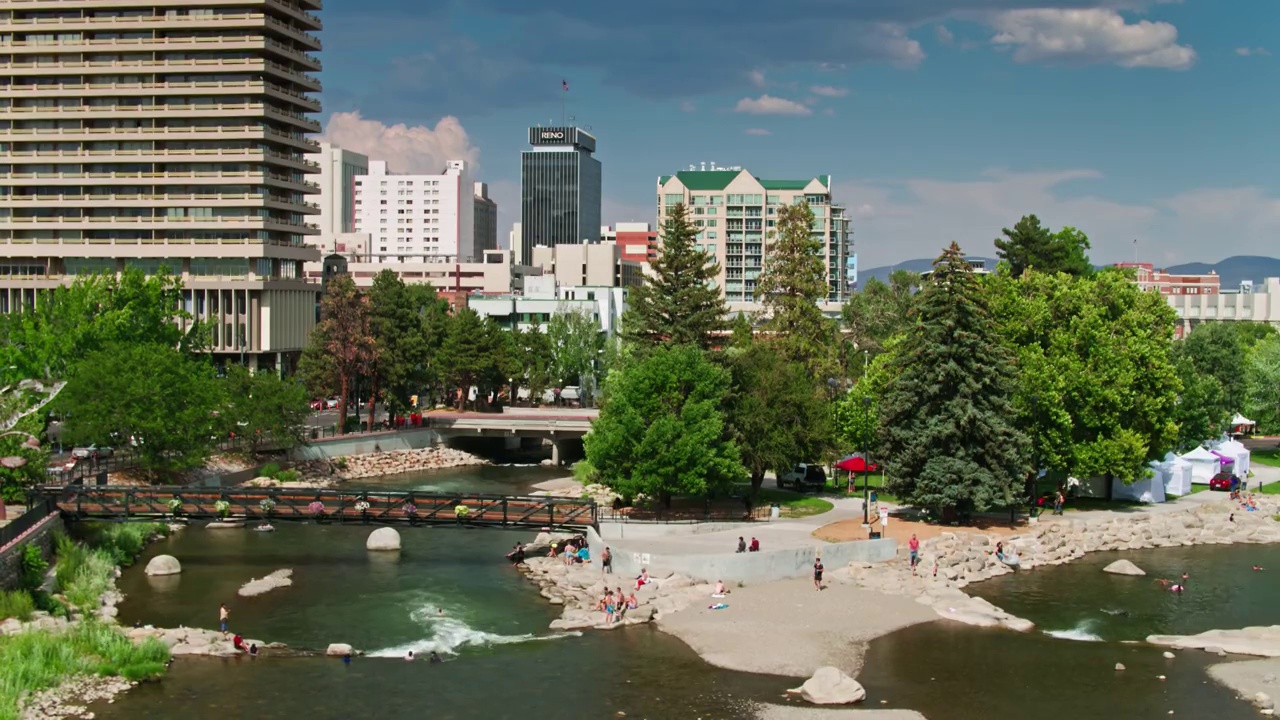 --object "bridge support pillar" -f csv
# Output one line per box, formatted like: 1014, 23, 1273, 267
550, 439, 563, 466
